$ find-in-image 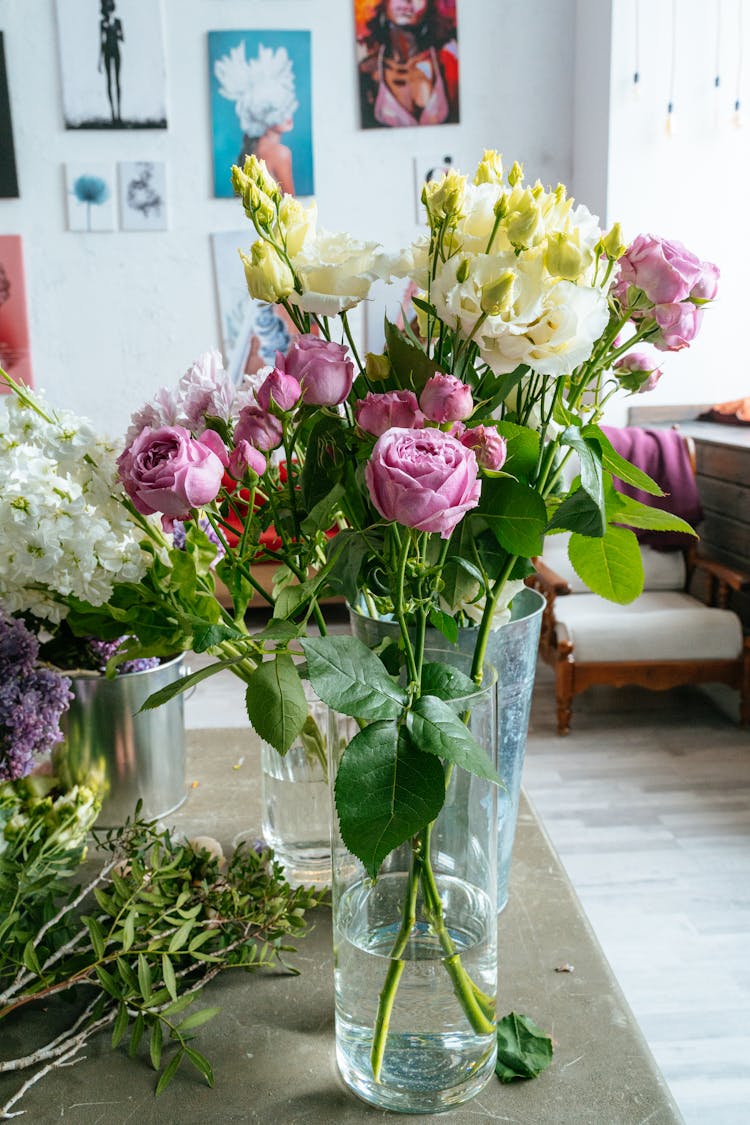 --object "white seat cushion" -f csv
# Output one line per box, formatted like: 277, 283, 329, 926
542, 533, 686, 593
553, 591, 743, 663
